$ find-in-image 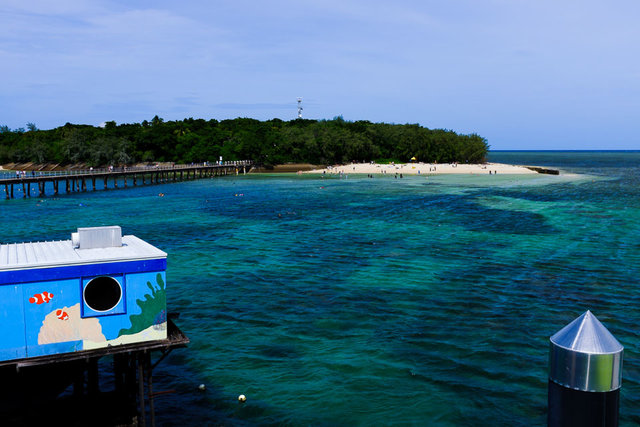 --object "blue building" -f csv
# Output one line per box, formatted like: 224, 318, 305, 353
0, 226, 167, 362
